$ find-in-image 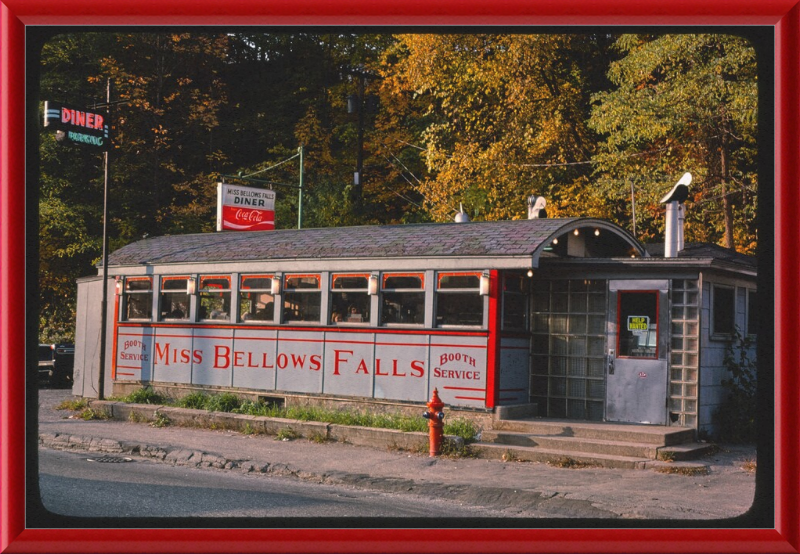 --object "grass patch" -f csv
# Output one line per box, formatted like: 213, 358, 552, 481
56, 398, 89, 411
121, 387, 168, 405
150, 411, 171, 428
308, 431, 329, 444
116, 388, 481, 442
175, 391, 210, 410
276, 428, 299, 441
128, 411, 148, 423
548, 456, 596, 469
78, 407, 110, 421
654, 465, 709, 476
